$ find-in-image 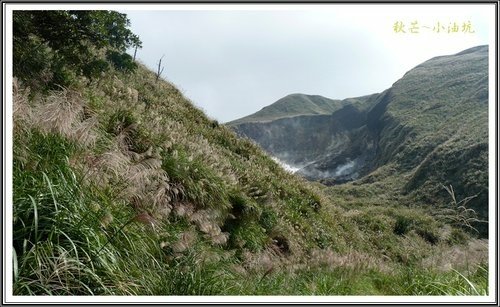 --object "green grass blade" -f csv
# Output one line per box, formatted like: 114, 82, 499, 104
28, 195, 38, 245
13, 247, 19, 283
43, 172, 58, 213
